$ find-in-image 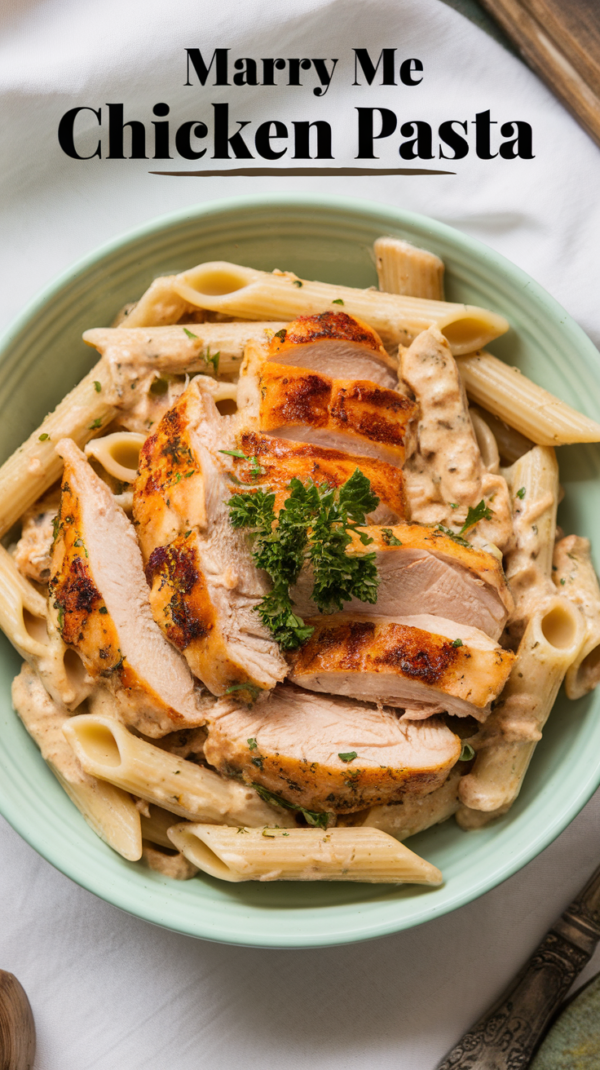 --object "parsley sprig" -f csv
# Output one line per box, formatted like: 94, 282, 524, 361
437, 499, 493, 546
460, 500, 493, 534
182, 328, 220, 375
219, 449, 265, 480
225, 682, 263, 704
228, 469, 380, 649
